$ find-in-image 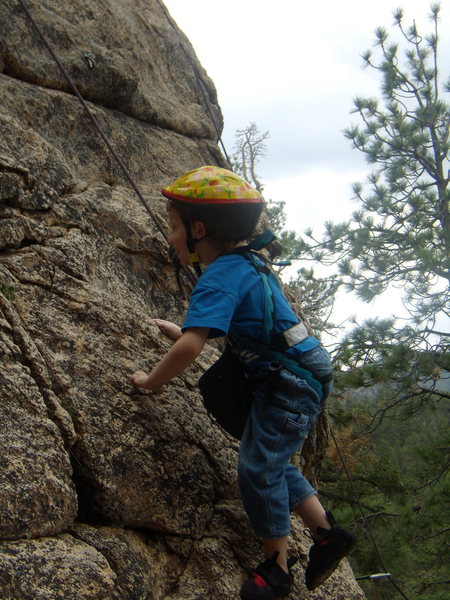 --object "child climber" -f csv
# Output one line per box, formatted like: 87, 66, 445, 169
130, 165, 356, 599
